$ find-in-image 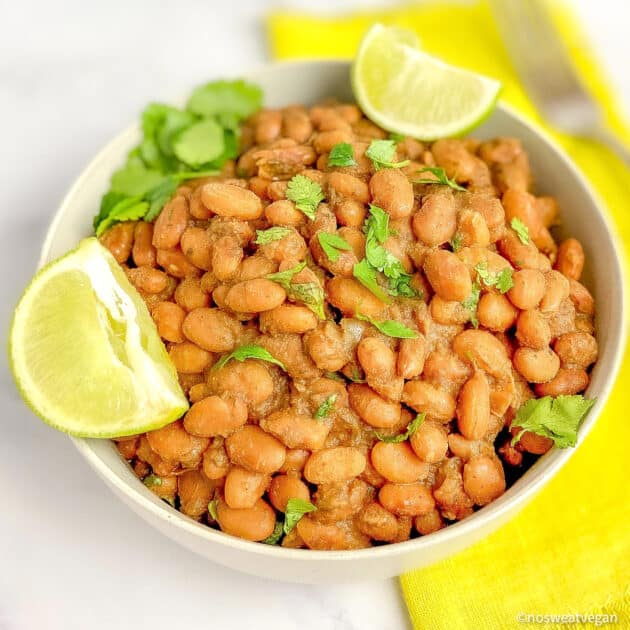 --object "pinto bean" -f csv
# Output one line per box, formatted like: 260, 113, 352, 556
178, 470, 215, 518
260, 408, 330, 450
182, 308, 242, 352
328, 171, 370, 203
225, 426, 286, 474
348, 384, 402, 428
304, 447, 366, 484
259, 304, 318, 335
378, 483, 435, 517
152, 302, 186, 342
132, 222, 157, 267
412, 192, 458, 246
127, 266, 169, 294
555, 238, 584, 280
414, 509, 444, 535
507, 269, 546, 310
409, 421, 448, 463
224, 278, 286, 313
216, 498, 276, 541
540, 271, 570, 312
201, 183, 263, 220
168, 342, 213, 374
356, 502, 399, 542
516, 310, 551, 349
424, 249, 472, 302
402, 381, 456, 422
326, 277, 387, 318
569, 280, 595, 315
513, 347, 560, 383
477, 293, 518, 332
209, 360, 275, 407
397, 336, 426, 379
211, 235, 243, 281
452, 329, 512, 380
268, 475, 310, 512
183, 395, 247, 437
202, 440, 230, 480
553, 332, 598, 368
156, 247, 201, 279
371, 442, 429, 483
369, 169, 414, 218
265, 199, 305, 227
535, 368, 589, 396
457, 370, 491, 440
224, 467, 270, 509
153, 196, 189, 250
463, 456, 506, 505
180, 226, 214, 271
335, 199, 367, 227
146, 421, 208, 469
174, 277, 210, 311
100, 222, 135, 263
